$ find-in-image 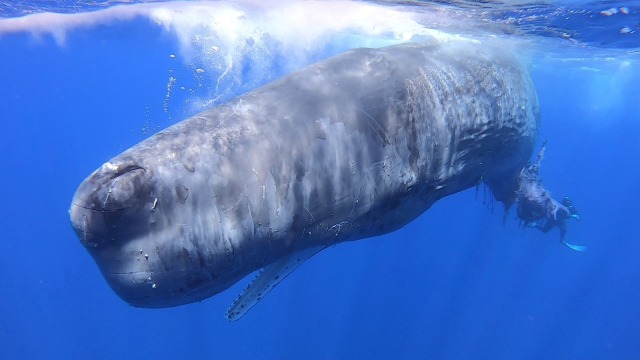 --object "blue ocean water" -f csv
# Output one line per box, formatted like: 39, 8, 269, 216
0, 1, 639, 359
